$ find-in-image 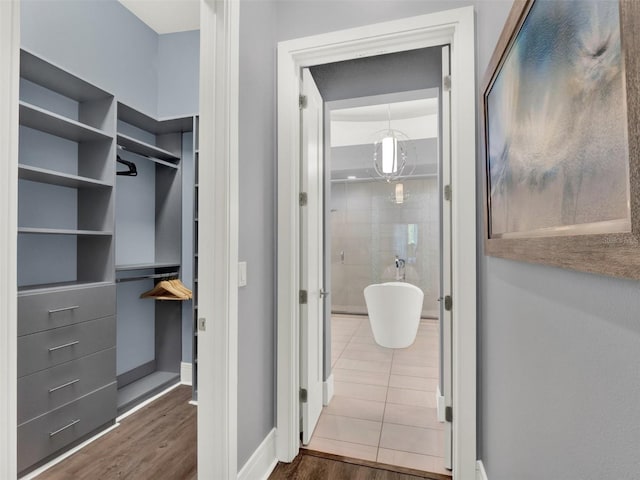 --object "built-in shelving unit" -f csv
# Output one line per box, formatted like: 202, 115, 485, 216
16, 47, 198, 476
17, 49, 117, 475
192, 116, 200, 401
114, 102, 192, 414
